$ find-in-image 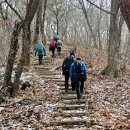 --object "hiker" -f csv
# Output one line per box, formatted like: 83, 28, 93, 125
62, 52, 76, 93
49, 39, 56, 58
53, 35, 60, 42
70, 57, 88, 100
56, 40, 62, 55
35, 43, 46, 65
